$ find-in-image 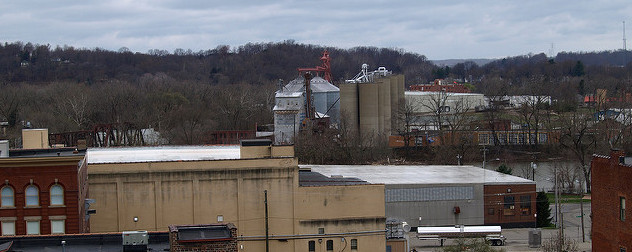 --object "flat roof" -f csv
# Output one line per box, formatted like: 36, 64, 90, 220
87, 145, 240, 164
298, 170, 369, 186
7, 148, 85, 158
303, 165, 534, 185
